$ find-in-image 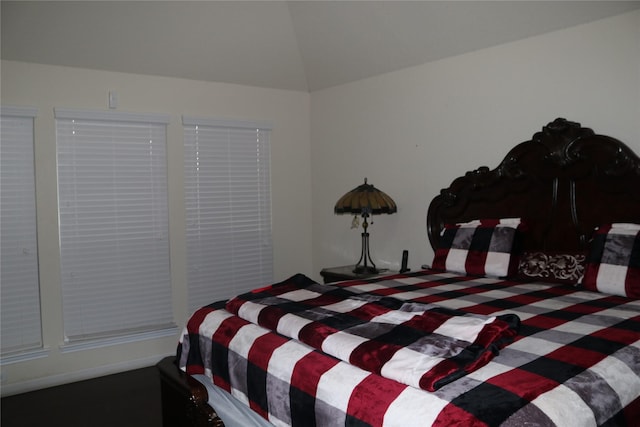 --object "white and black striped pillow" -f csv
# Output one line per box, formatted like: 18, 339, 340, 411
432, 218, 524, 278
582, 223, 640, 298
